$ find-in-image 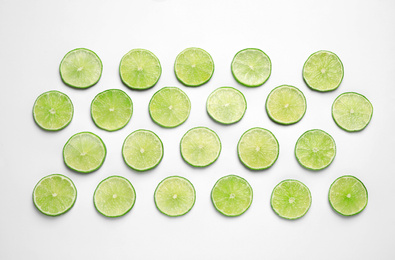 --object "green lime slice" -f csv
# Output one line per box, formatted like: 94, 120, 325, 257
33, 174, 77, 216
119, 49, 161, 90
303, 50, 344, 92
206, 87, 247, 124
180, 127, 221, 167
329, 175, 368, 216
270, 179, 312, 220
149, 87, 191, 128
332, 92, 373, 132
266, 85, 307, 125
295, 129, 336, 170
59, 48, 102, 89
211, 175, 253, 217
91, 89, 133, 131
63, 132, 106, 173
122, 129, 163, 171
237, 127, 279, 170
94, 176, 136, 218
154, 176, 196, 217
33, 90, 73, 131
174, 47, 214, 87
231, 48, 271, 87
